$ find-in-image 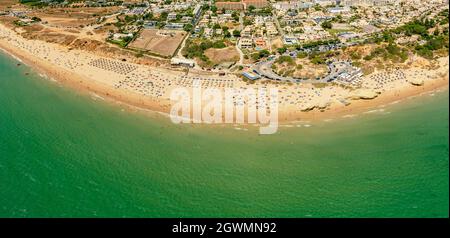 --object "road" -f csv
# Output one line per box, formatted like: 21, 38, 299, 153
236, 11, 245, 65
238, 11, 244, 31
272, 9, 284, 37
236, 40, 244, 65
